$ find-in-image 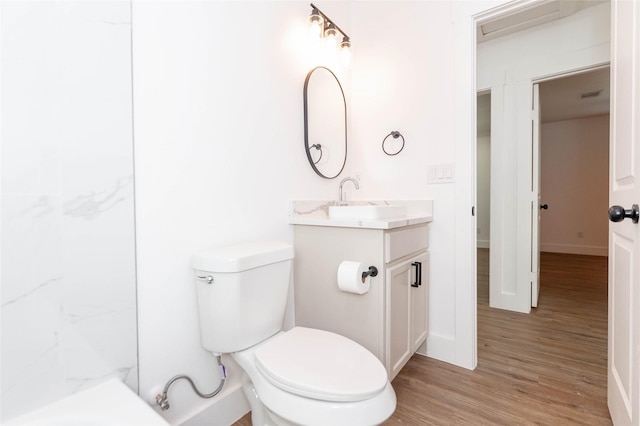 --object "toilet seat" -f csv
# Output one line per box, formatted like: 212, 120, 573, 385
233, 327, 396, 425
254, 327, 388, 402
